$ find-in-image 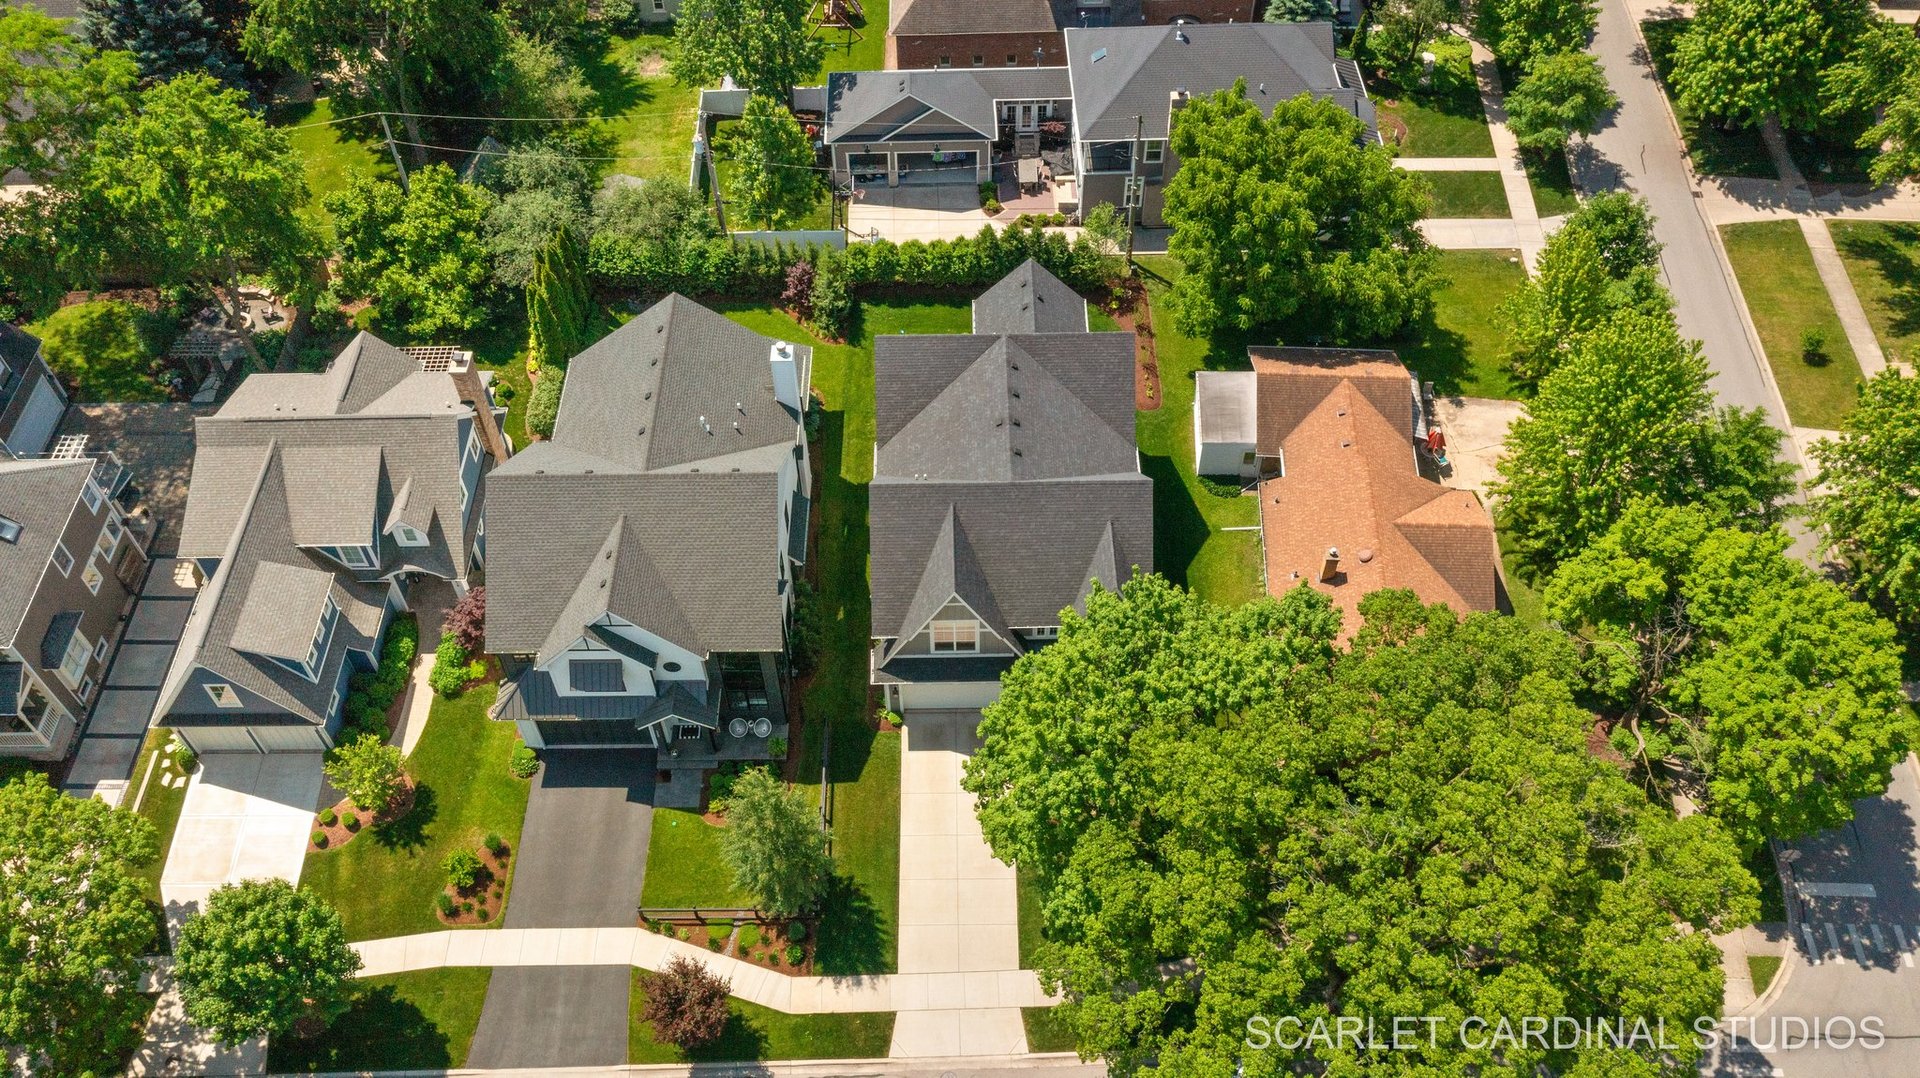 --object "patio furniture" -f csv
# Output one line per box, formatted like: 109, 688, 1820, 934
1017, 157, 1042, 194
751, 717, 773, 738
729, 717, 750, 738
